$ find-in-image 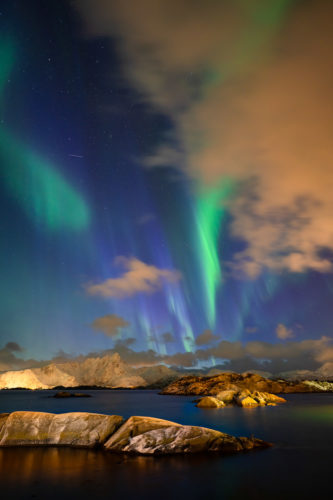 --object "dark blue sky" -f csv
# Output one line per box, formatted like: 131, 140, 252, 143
0, 0, 332, 374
